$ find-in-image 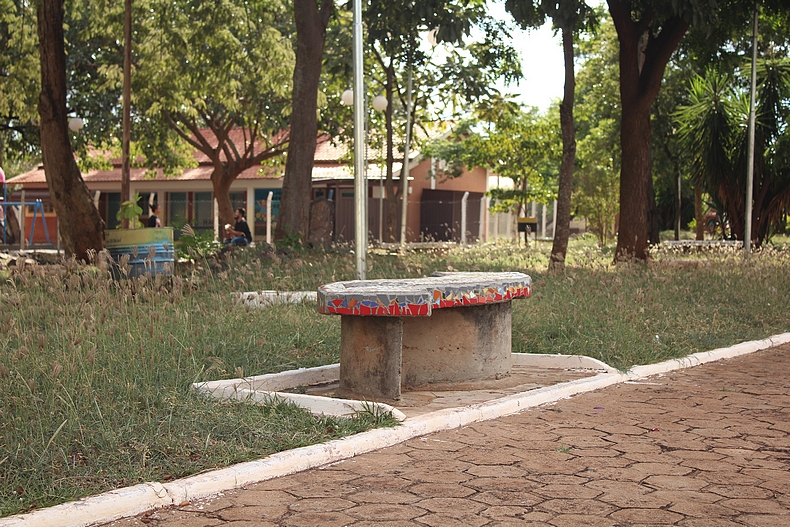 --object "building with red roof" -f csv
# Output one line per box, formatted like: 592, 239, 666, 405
5, 133, 493, 246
